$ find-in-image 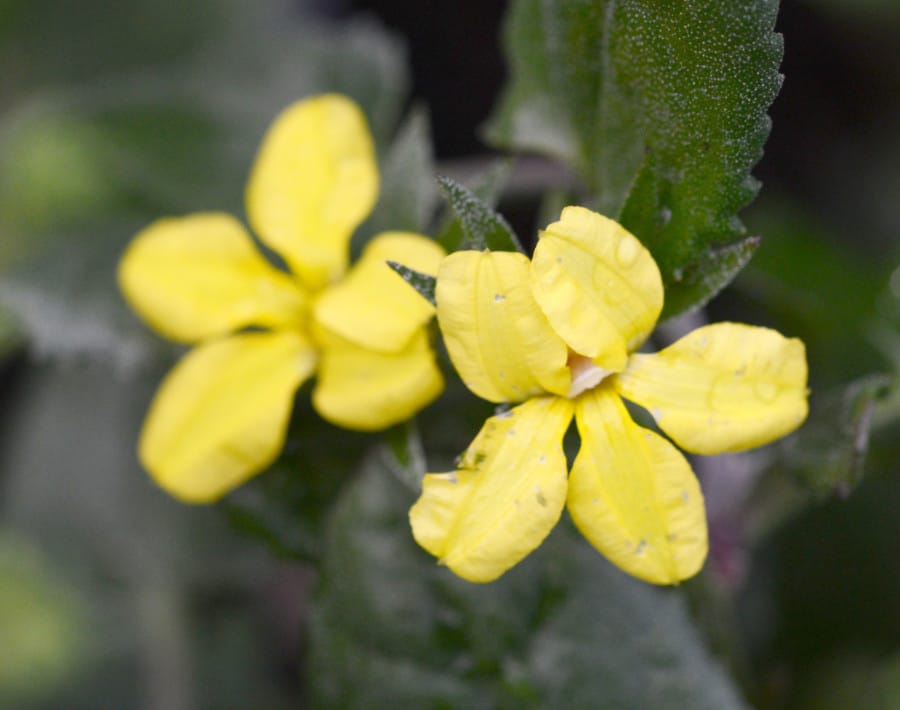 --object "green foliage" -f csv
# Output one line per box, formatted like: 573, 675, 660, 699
0, 226, 163, 369
223, 398, 370, 563
0, 534, 87, 706
2, 0, 898, 706
310, 455, 748, 709
437, 175, 524, 253
386, 262, 437, 307
360, 107, 438, 240
778, 375, 897, 498
438, 160, 514, 252
737, 199, 896, 384
381, 419, 428, 492
485, 0, 783, 317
